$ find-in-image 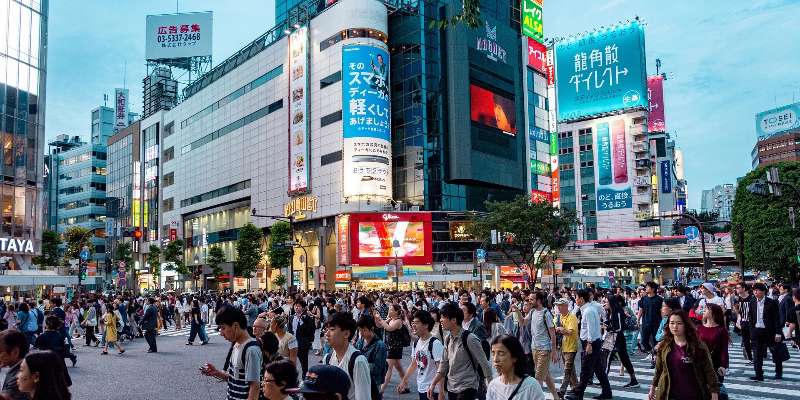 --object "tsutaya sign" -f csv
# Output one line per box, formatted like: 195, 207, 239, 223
476, 21, 507, 63
0, 238, 34, 253
285, 196, 318, 218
